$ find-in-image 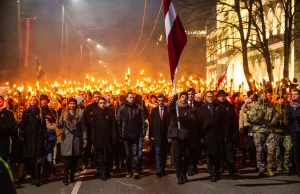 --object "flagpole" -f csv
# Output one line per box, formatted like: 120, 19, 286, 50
173, 76, 181, 129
